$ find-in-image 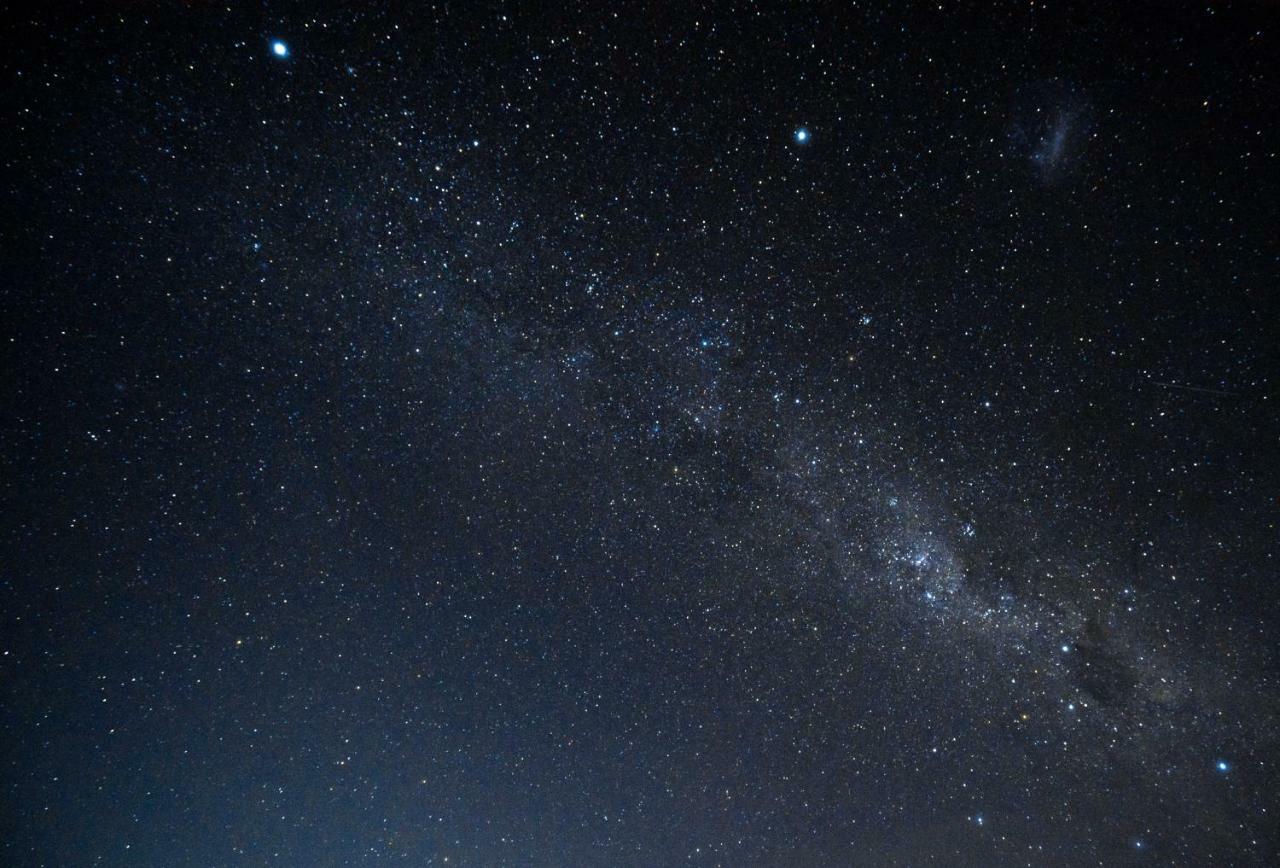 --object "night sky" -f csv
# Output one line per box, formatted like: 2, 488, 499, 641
3, 2, 1279, 865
